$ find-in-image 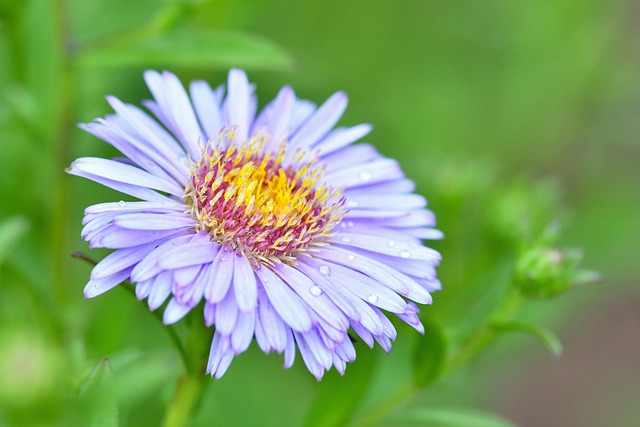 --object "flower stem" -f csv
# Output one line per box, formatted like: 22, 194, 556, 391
162, 310, 213, 427
162, 371, 206, 427
53, 0, 73, 306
